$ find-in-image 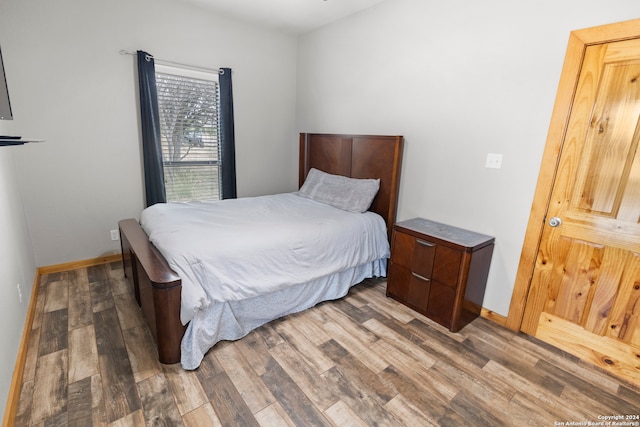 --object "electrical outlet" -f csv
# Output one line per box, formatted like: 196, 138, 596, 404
17, 283, 22, 303
110, 229, 120, 241
485, 153, 503, 169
